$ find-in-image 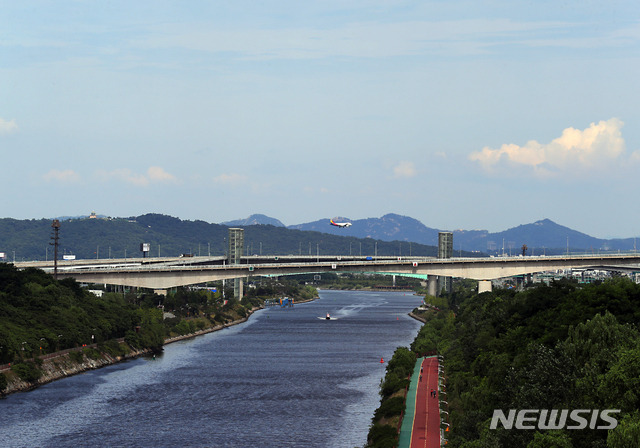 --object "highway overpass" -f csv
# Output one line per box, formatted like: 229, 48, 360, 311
13, 253, 640, 294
